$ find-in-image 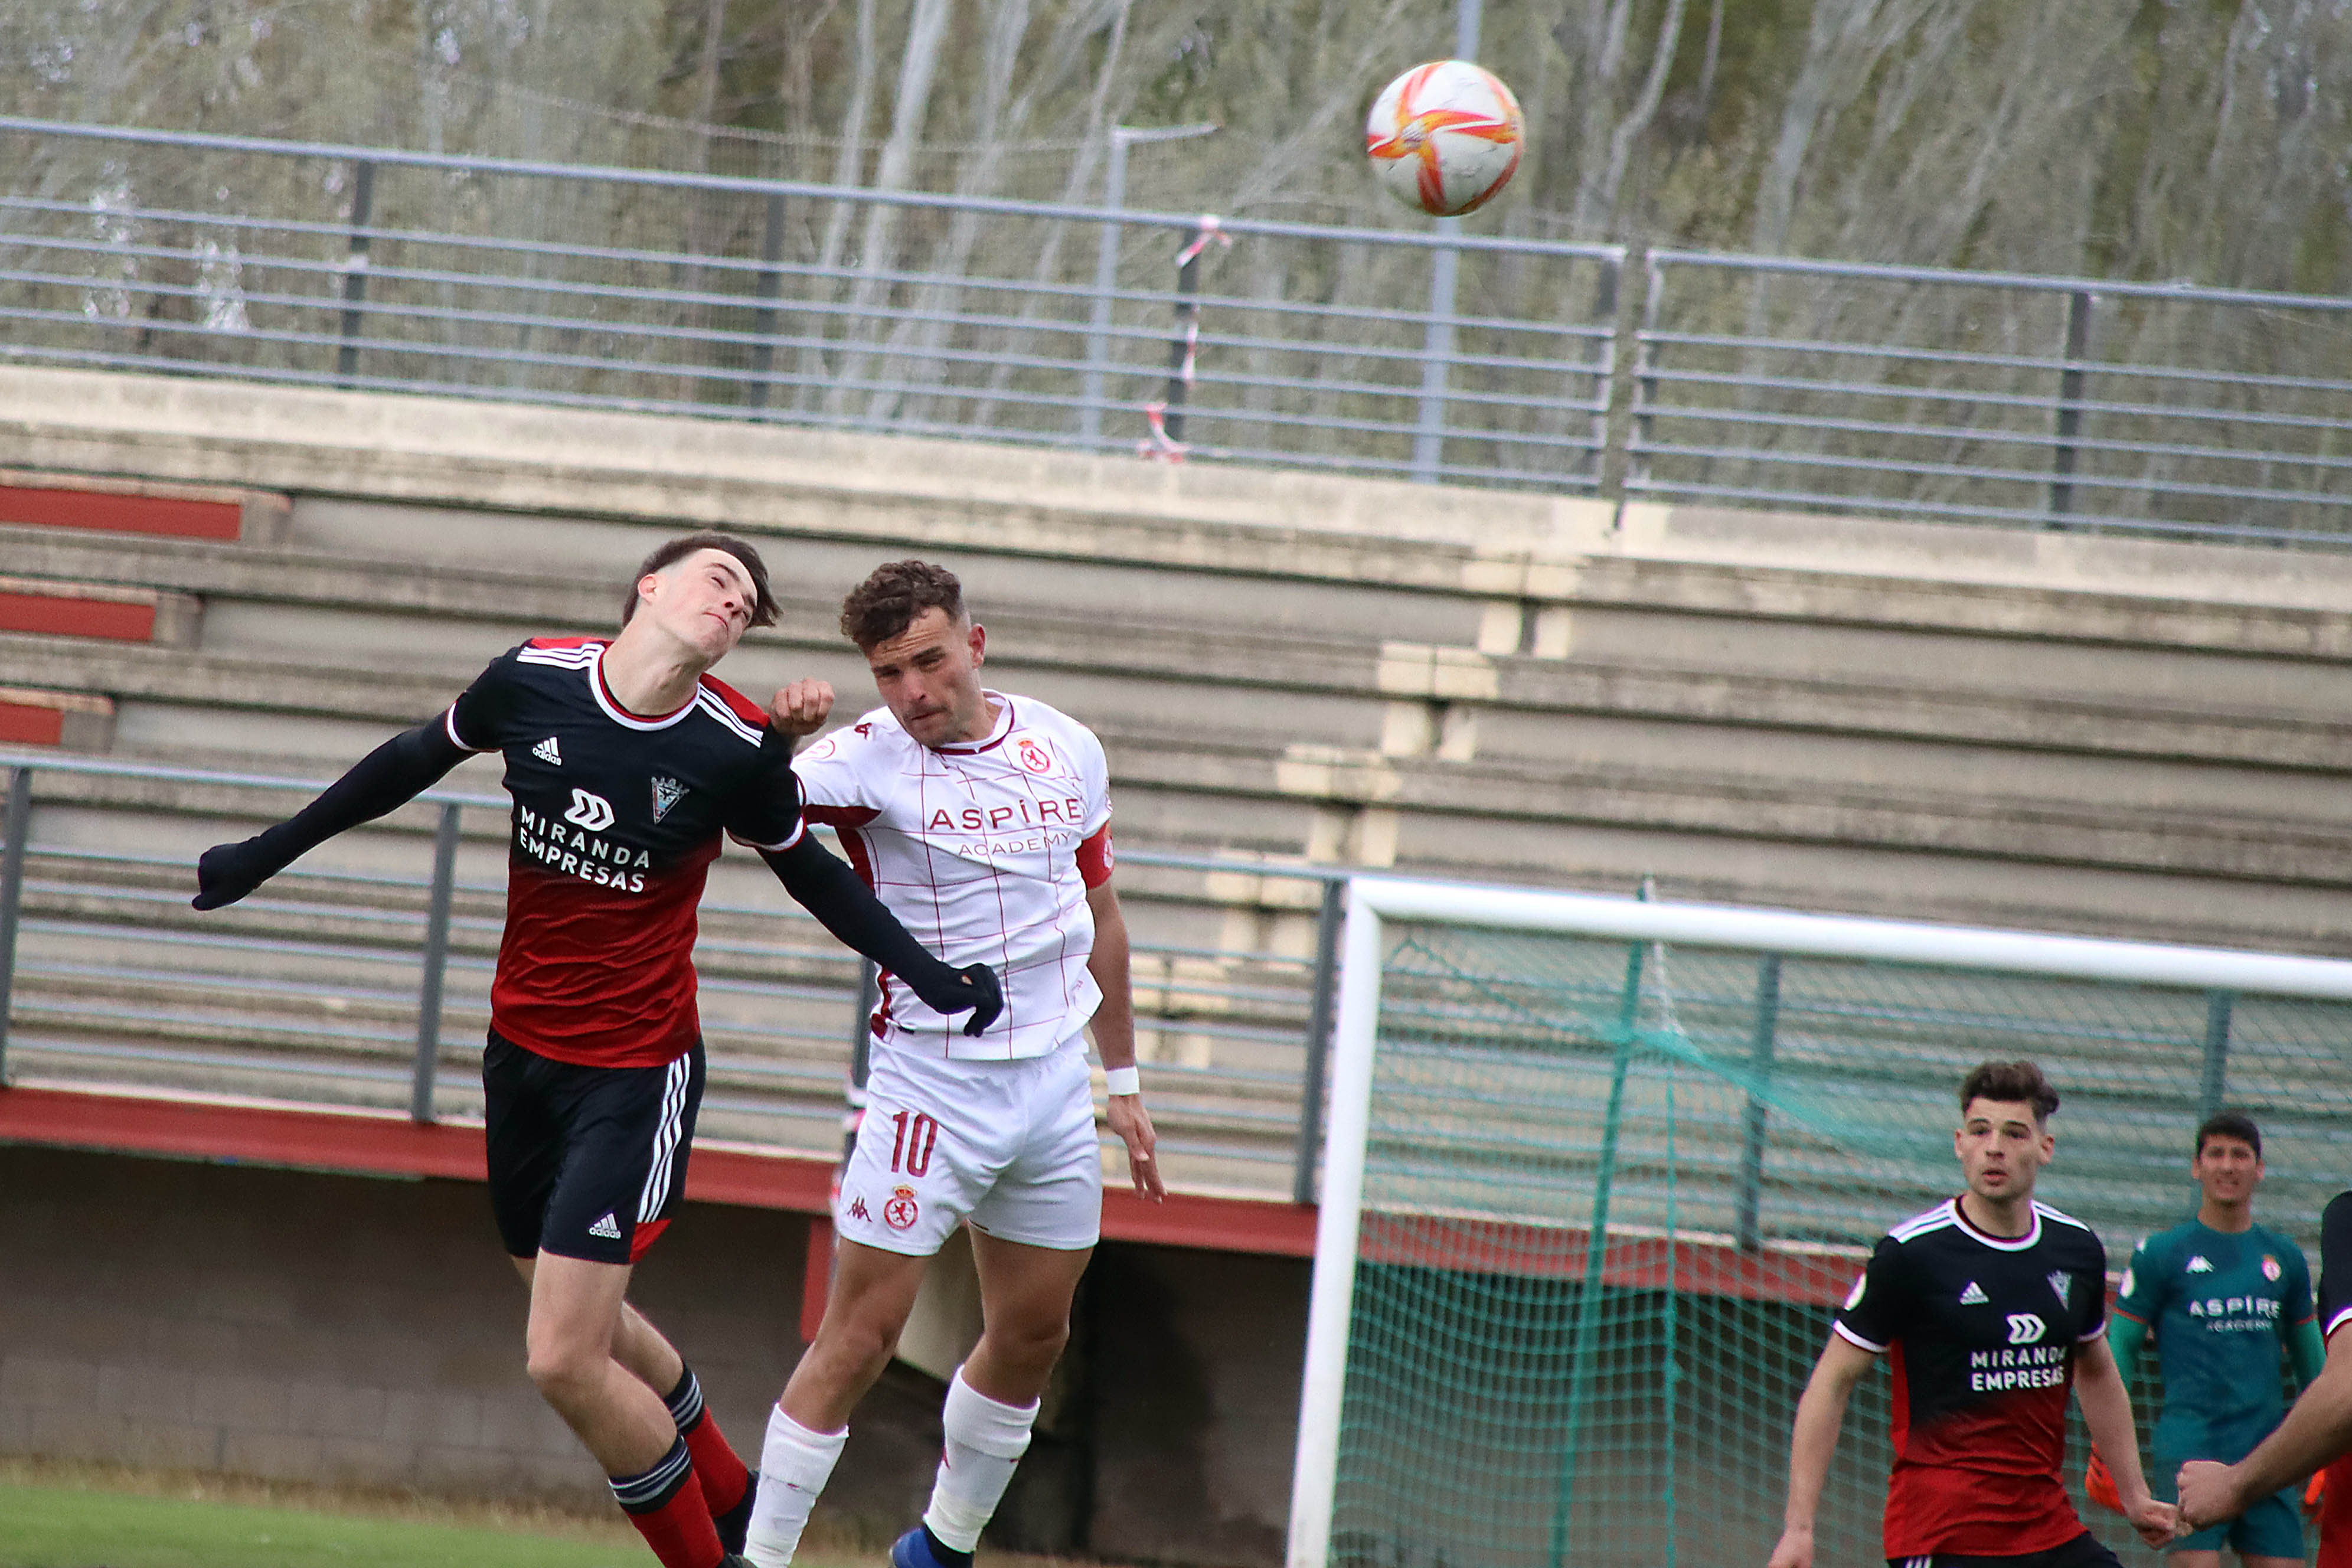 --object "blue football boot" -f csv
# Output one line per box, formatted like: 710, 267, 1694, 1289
891, 1524, 972, 1568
